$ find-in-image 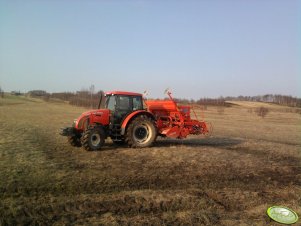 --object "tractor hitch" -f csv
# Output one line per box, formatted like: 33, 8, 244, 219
60, 127, 76, 136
